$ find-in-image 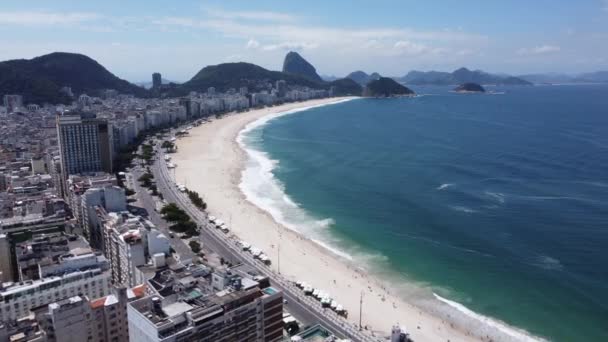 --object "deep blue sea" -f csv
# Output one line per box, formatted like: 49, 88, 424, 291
241, 85, 608, 341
